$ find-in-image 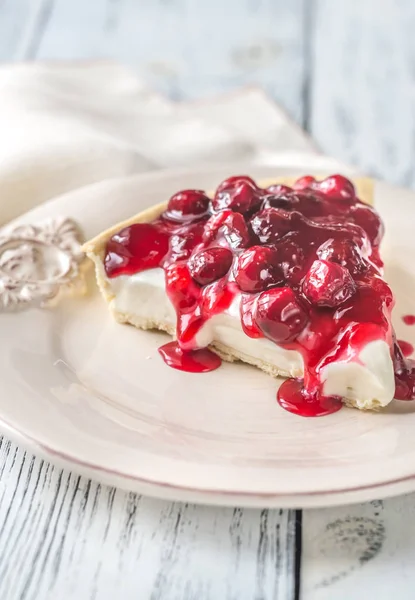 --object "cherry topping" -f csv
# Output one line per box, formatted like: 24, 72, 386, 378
165, 262, 199, 310
189, 247, 233, 286
104, 172, 411, 416
302, 259, 356, 308
262, 191, 302, 211
265, 184, 292, 196
167, 221, 205, 261
274, 236, 305, 283
216, 175, 258, 193
351, 204, 384, 246
104, 223, 169, 277
201, 278, 236, 314
254, 287, 308, 343
250, 208, 292, 244
234, 246, 284, 293
392, 341, 415, 400
203, 210, 252, 249
165, 189, 210, 222
316, 238, 367, 276
314, 174, 356, 200
212, 178, 262, 214
293, 175, 316, 190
